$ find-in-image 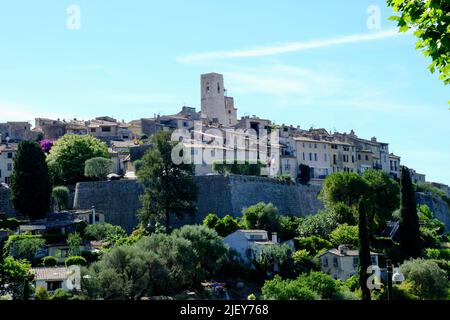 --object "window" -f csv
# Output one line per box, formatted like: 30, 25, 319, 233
302, 143, 305, 148
314, 144, 317, 149
302, 152, 305, 161
352, 155, 355, 163
7, 163, 12, 171
365, 155, 369, 161
7, 153, 13, 159
217, 82, 221, 93
102, 126, 111, 132
309, 153, 312, 161
353, 257, 359, 268
333, 155, 337, 165
47, 281, 63, 291
324, 154, 328, 162
309, 143, 312, 148
314, 153, 318, 161
206, 82, 210, 94
358, 154, 361, 160
371, 256, 377, 265
333, 257, 339, 267
323, 257, 329, 267
90, 128, 96, 133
